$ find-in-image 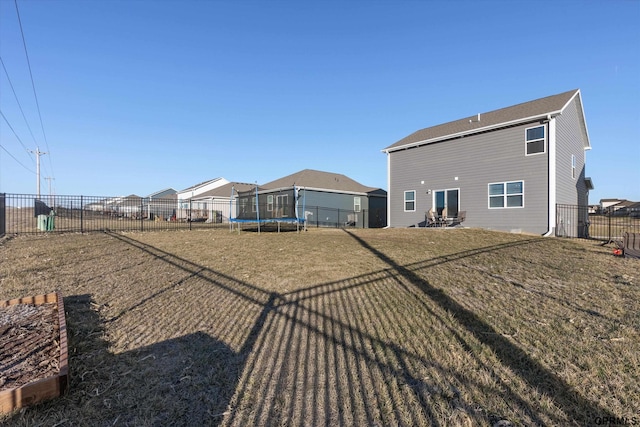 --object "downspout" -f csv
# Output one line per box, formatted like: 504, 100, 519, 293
543, 116, 556, 236
384, 151, 391, 228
